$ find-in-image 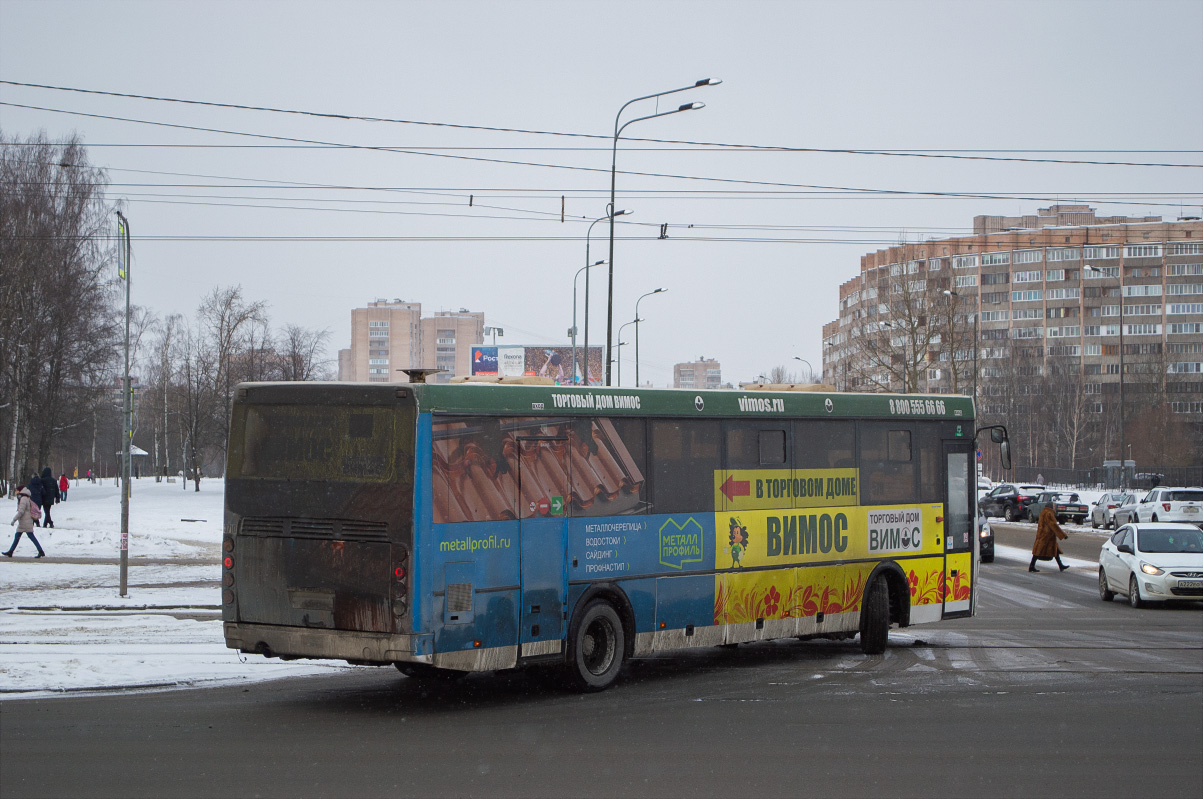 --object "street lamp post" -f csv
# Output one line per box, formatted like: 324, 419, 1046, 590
617, 319, 637, 386
583, 210, 629, 385
634, 288, 666, 388
572, 258, 606, 383
606, 78, 720, 386
1086, 264, 1125, 486
793, 356, 813, 383
115, 211, 132, 597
